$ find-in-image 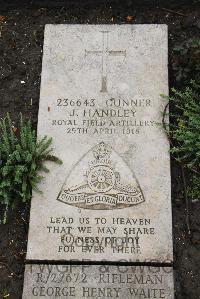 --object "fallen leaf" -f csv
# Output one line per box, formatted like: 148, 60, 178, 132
9, 40, 16, 49
126, 15, 134, 22
0, 15, 6, 23
12, 126, 17, 133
